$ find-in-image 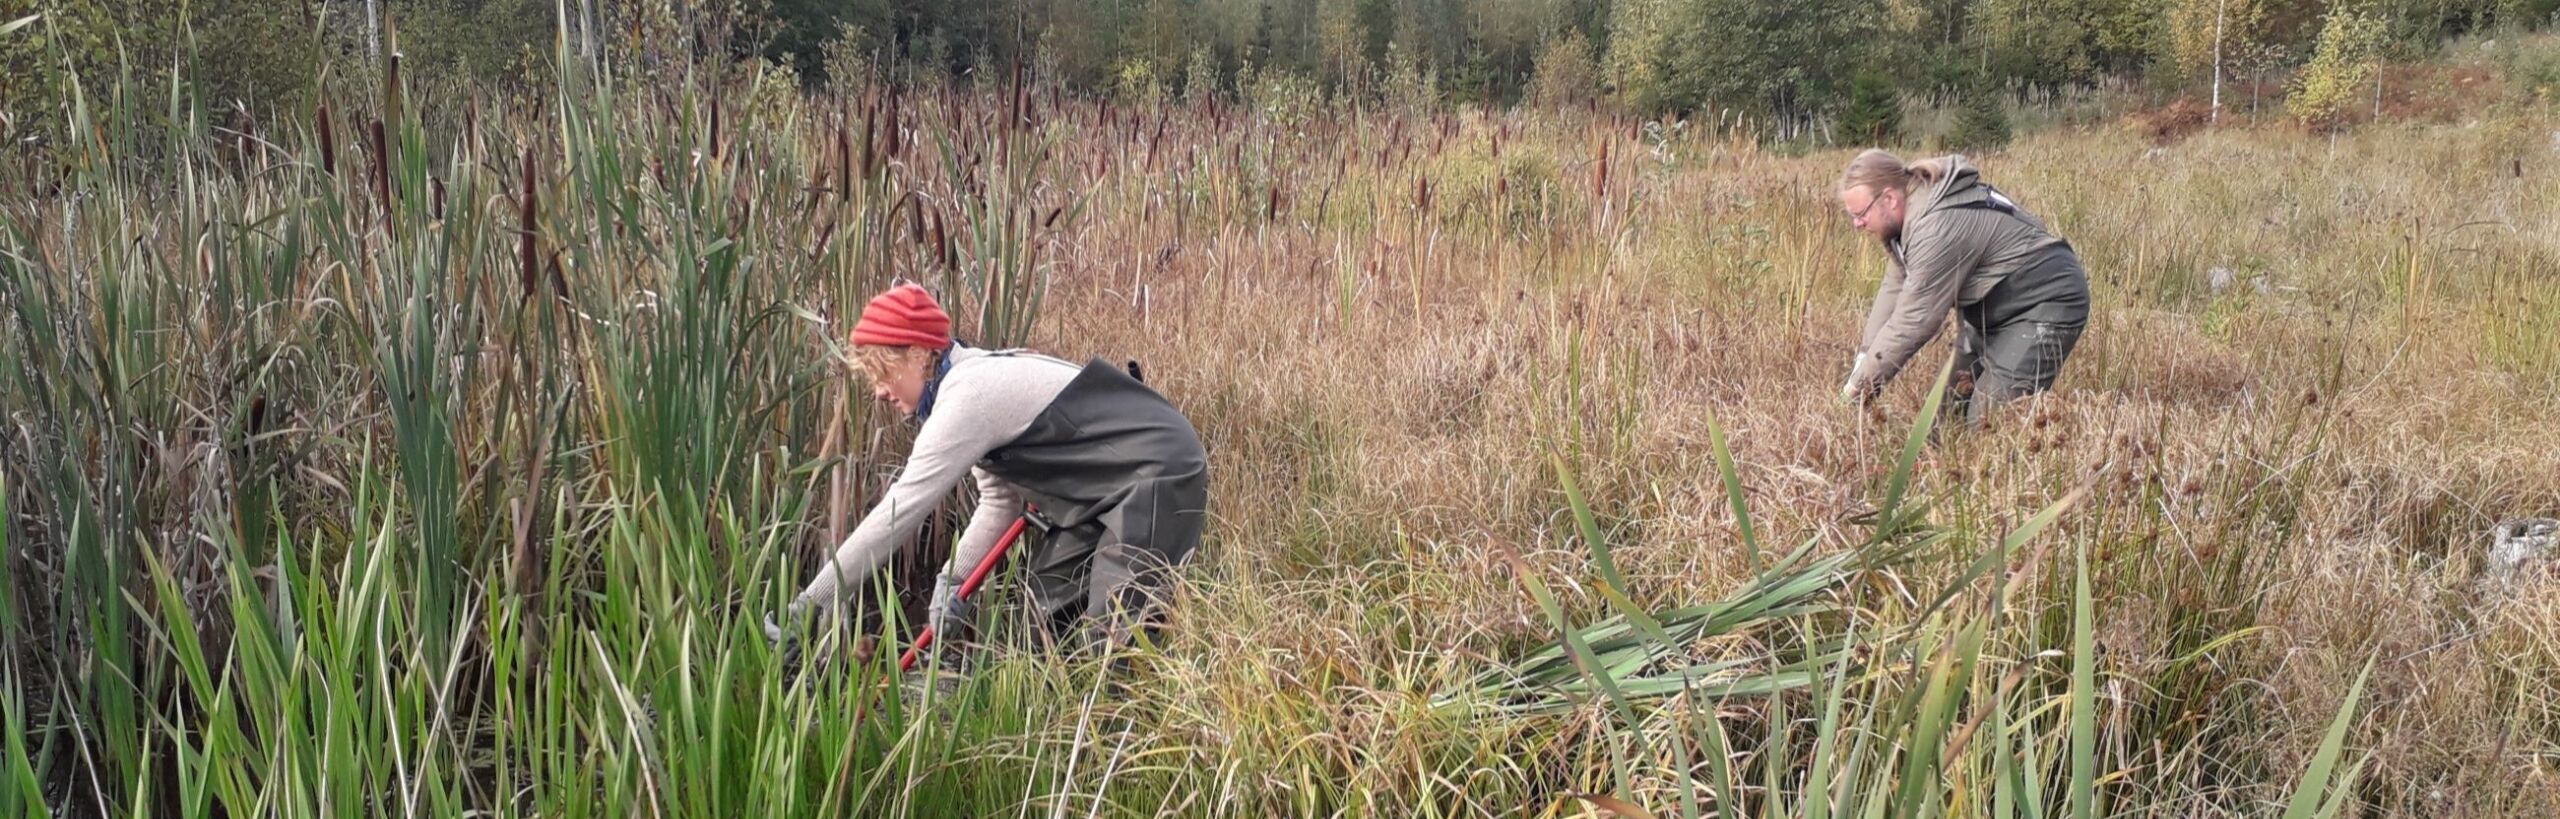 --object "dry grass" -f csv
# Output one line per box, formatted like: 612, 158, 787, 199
1043, 103, 2560, 814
